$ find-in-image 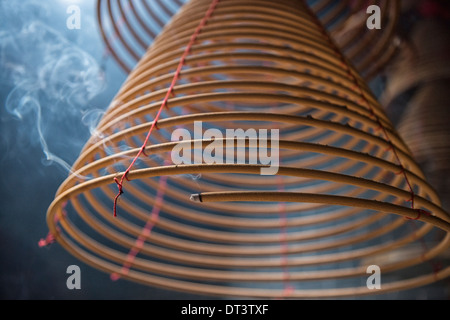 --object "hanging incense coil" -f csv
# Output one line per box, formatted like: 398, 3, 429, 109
98, 0, 401, 79
45, 0, 450, 298
398, 80, 450, 211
